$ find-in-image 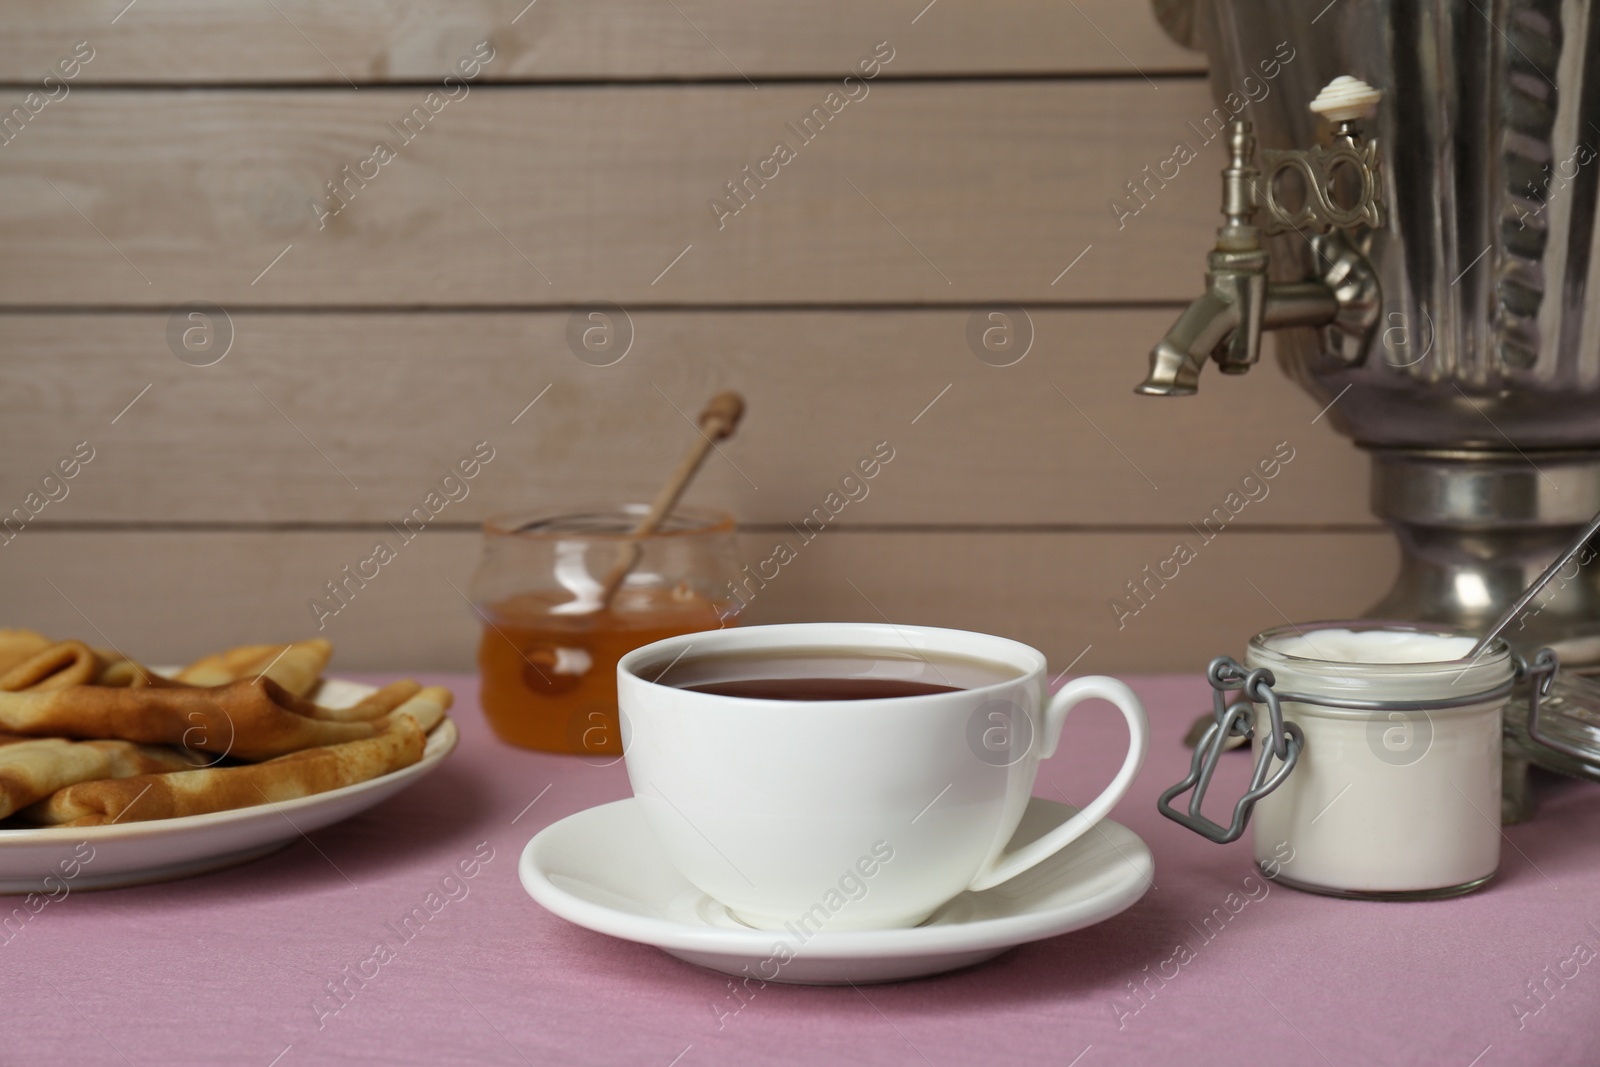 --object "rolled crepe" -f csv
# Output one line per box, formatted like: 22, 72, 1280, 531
305, 679, 421, 722
0, 678, 380, 760
381, 686, 451, 734
290, 682, 448, 727
0, 630, 54, 677
176, 638, 332, 697
96, 657, 183, 689
0, 737, 192, 819
27, 716, 429, 827
0, 641, 105, 692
